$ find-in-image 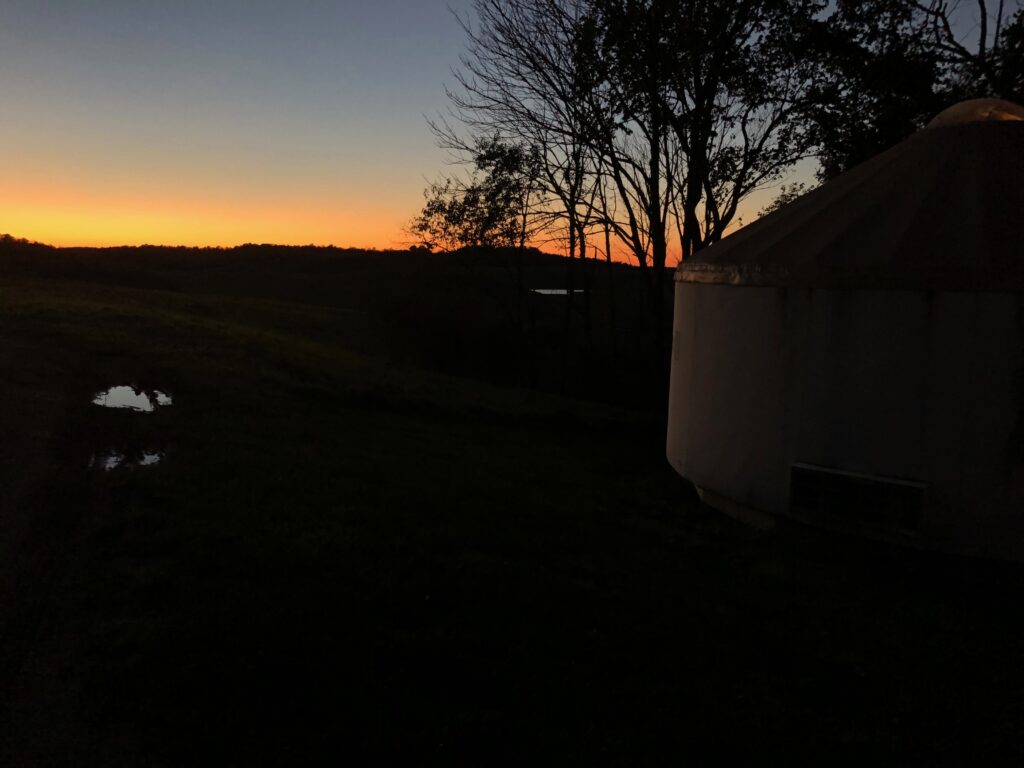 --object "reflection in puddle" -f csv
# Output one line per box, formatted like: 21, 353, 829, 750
92, 451, 125, 471
90, 450, 164, 471
92, 386, 172, 412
